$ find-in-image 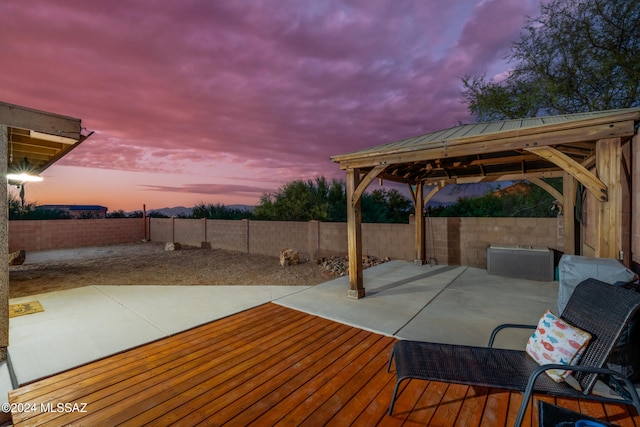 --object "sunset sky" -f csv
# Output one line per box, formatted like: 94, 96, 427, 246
0, 0, 539, 212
